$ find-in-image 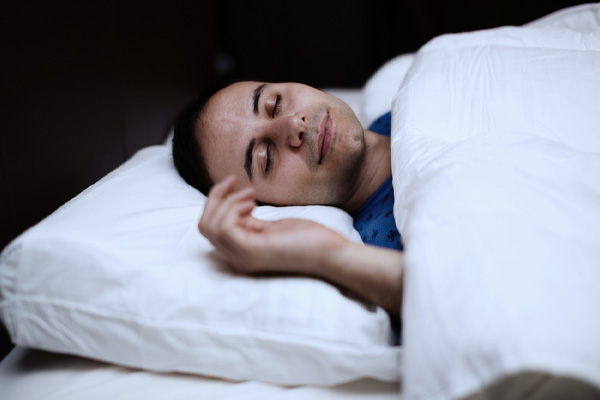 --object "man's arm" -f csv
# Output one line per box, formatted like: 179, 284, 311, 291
198, 175, 404, 316
320, 240, 403, 316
